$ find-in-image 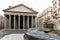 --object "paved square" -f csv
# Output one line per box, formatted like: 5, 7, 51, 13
0, 34, 24, 40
